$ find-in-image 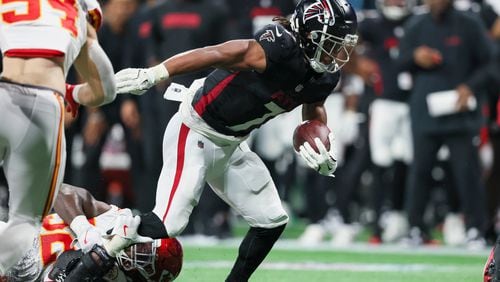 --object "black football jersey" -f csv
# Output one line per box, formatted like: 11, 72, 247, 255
358, 16, 410, 102
191, 23, 340, 137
